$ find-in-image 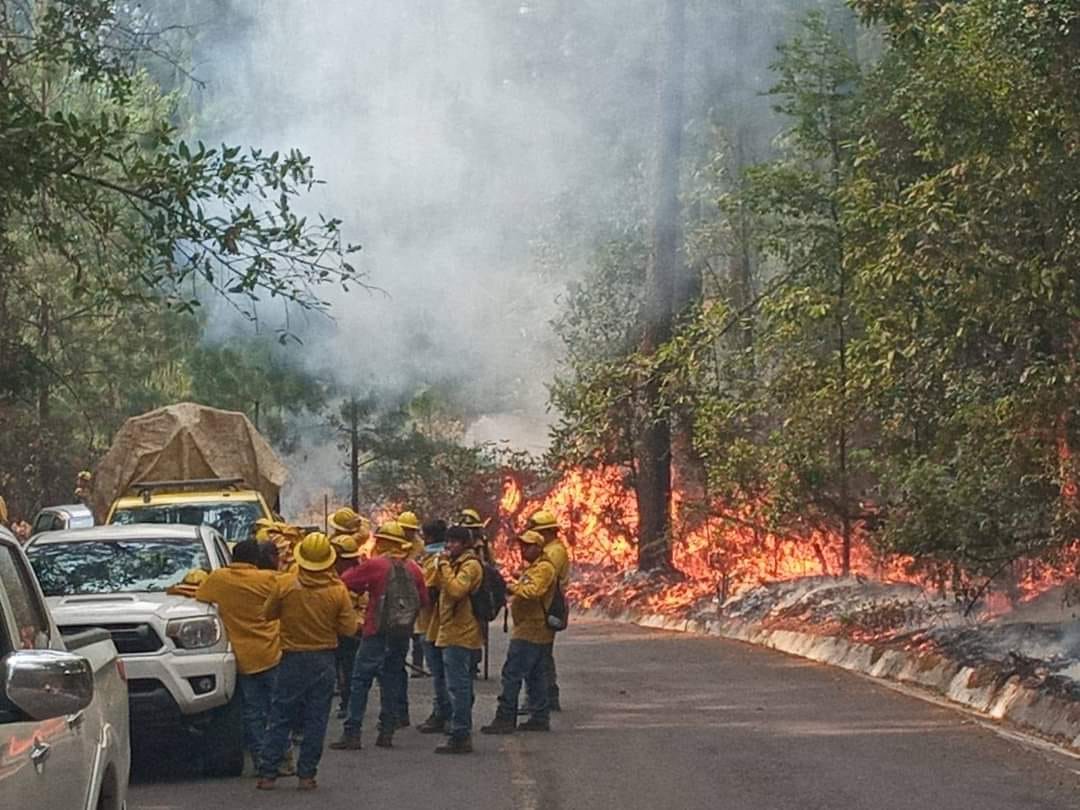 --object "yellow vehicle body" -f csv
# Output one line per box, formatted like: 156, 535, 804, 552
106, 486, 273, 544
